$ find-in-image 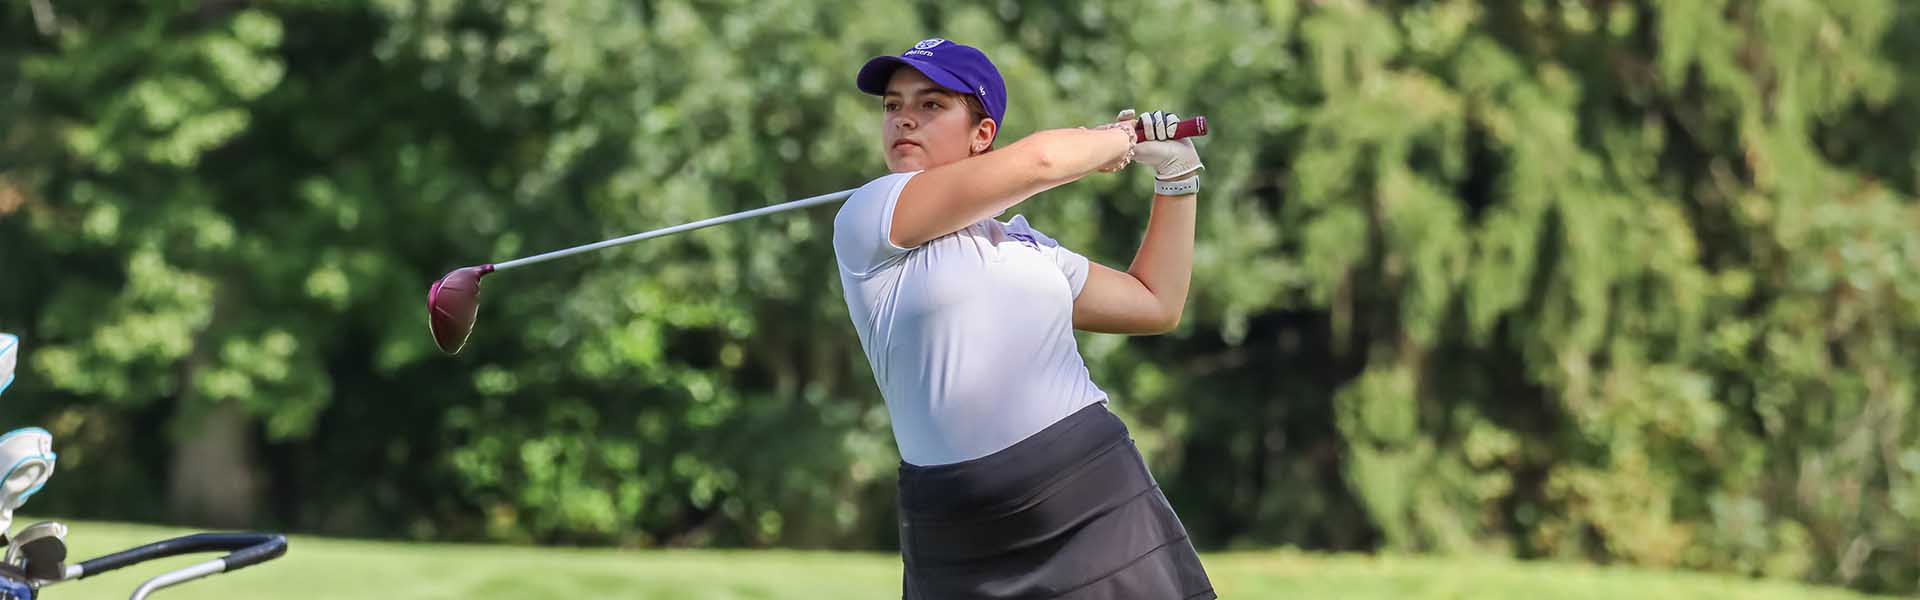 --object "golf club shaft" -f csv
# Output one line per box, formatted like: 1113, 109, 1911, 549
492, 188, 857, 272
491, 115, 1210, 272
